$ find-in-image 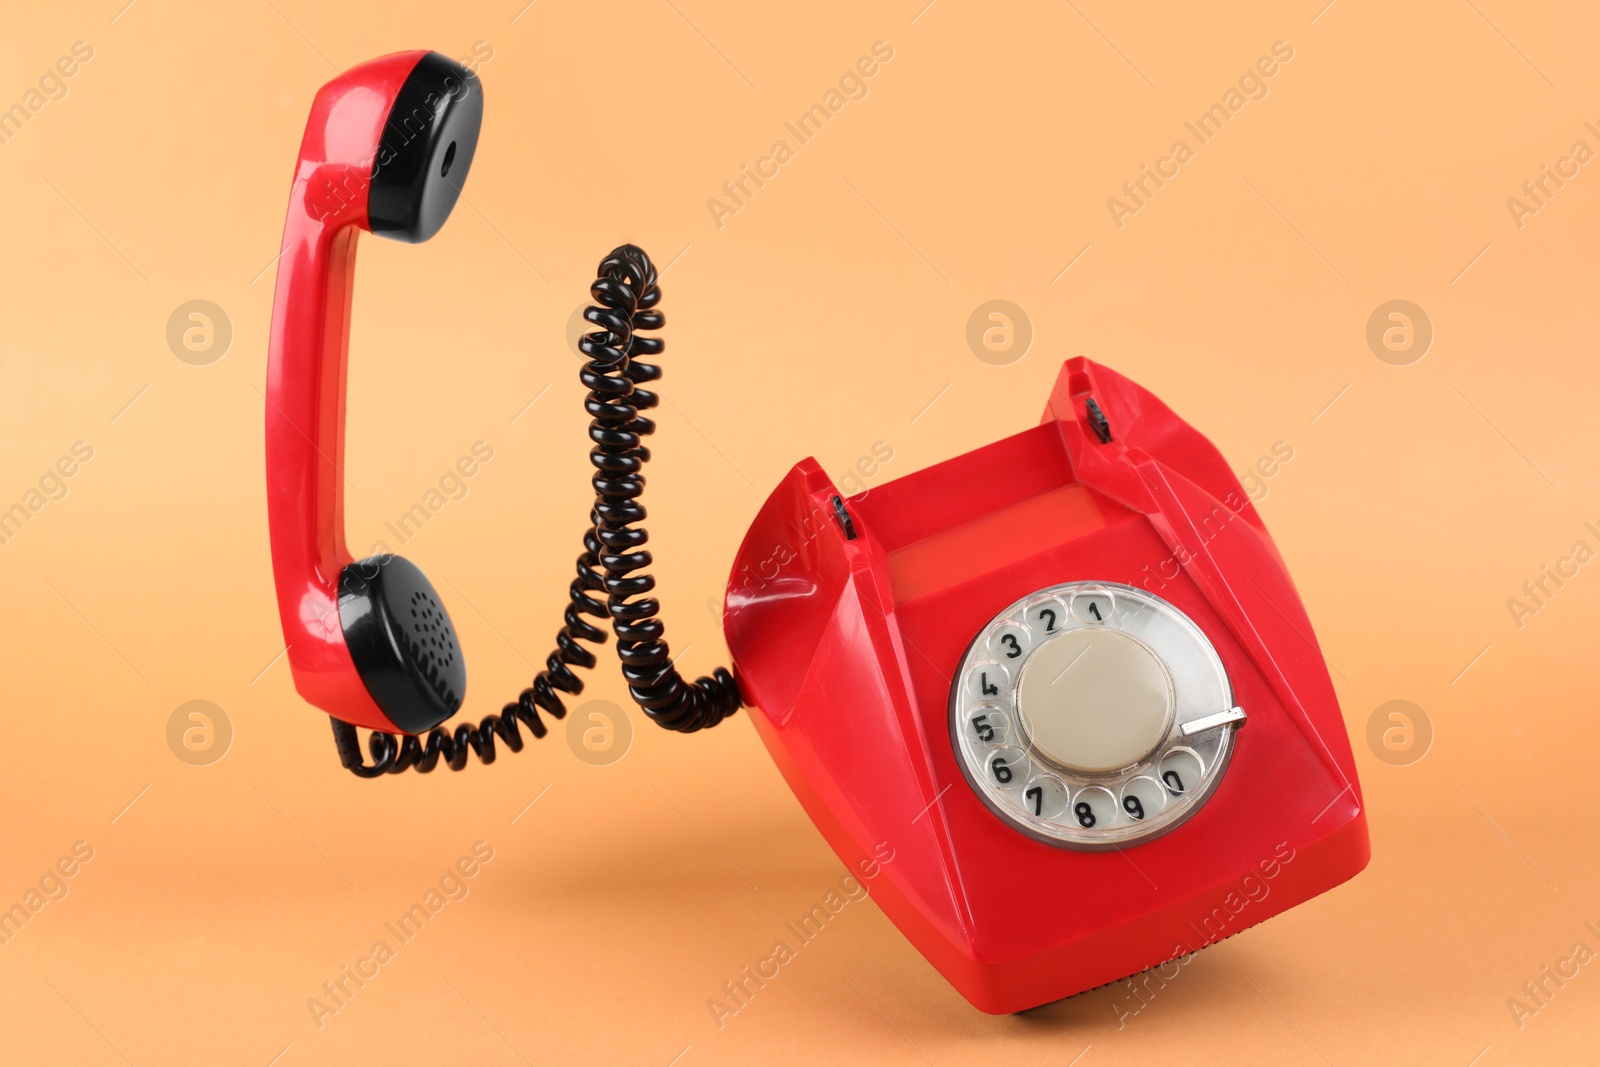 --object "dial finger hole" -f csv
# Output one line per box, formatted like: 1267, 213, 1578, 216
1022, 774, 1070, 820
1119, 775, 1168, 822
1068, 785, 1118, 830
1158, 747, 1205, 797
1070, 586, 1116, 624
965, 707, 1008, 747
988, 623, 1031, 663
986, 747, 1028, 792
964, 661, 1010, 702
1025, 597, 1068, 637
